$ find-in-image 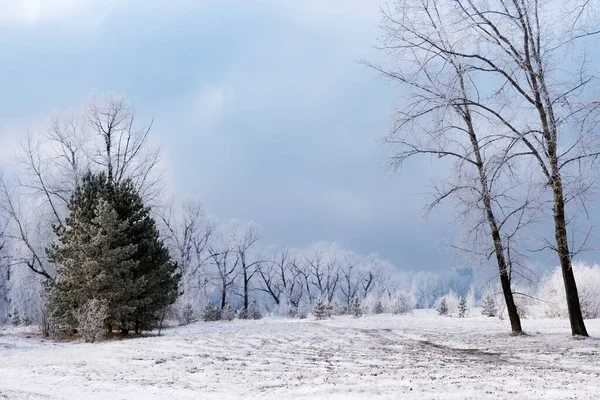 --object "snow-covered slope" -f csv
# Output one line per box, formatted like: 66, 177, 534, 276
1, 310, 599, 399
